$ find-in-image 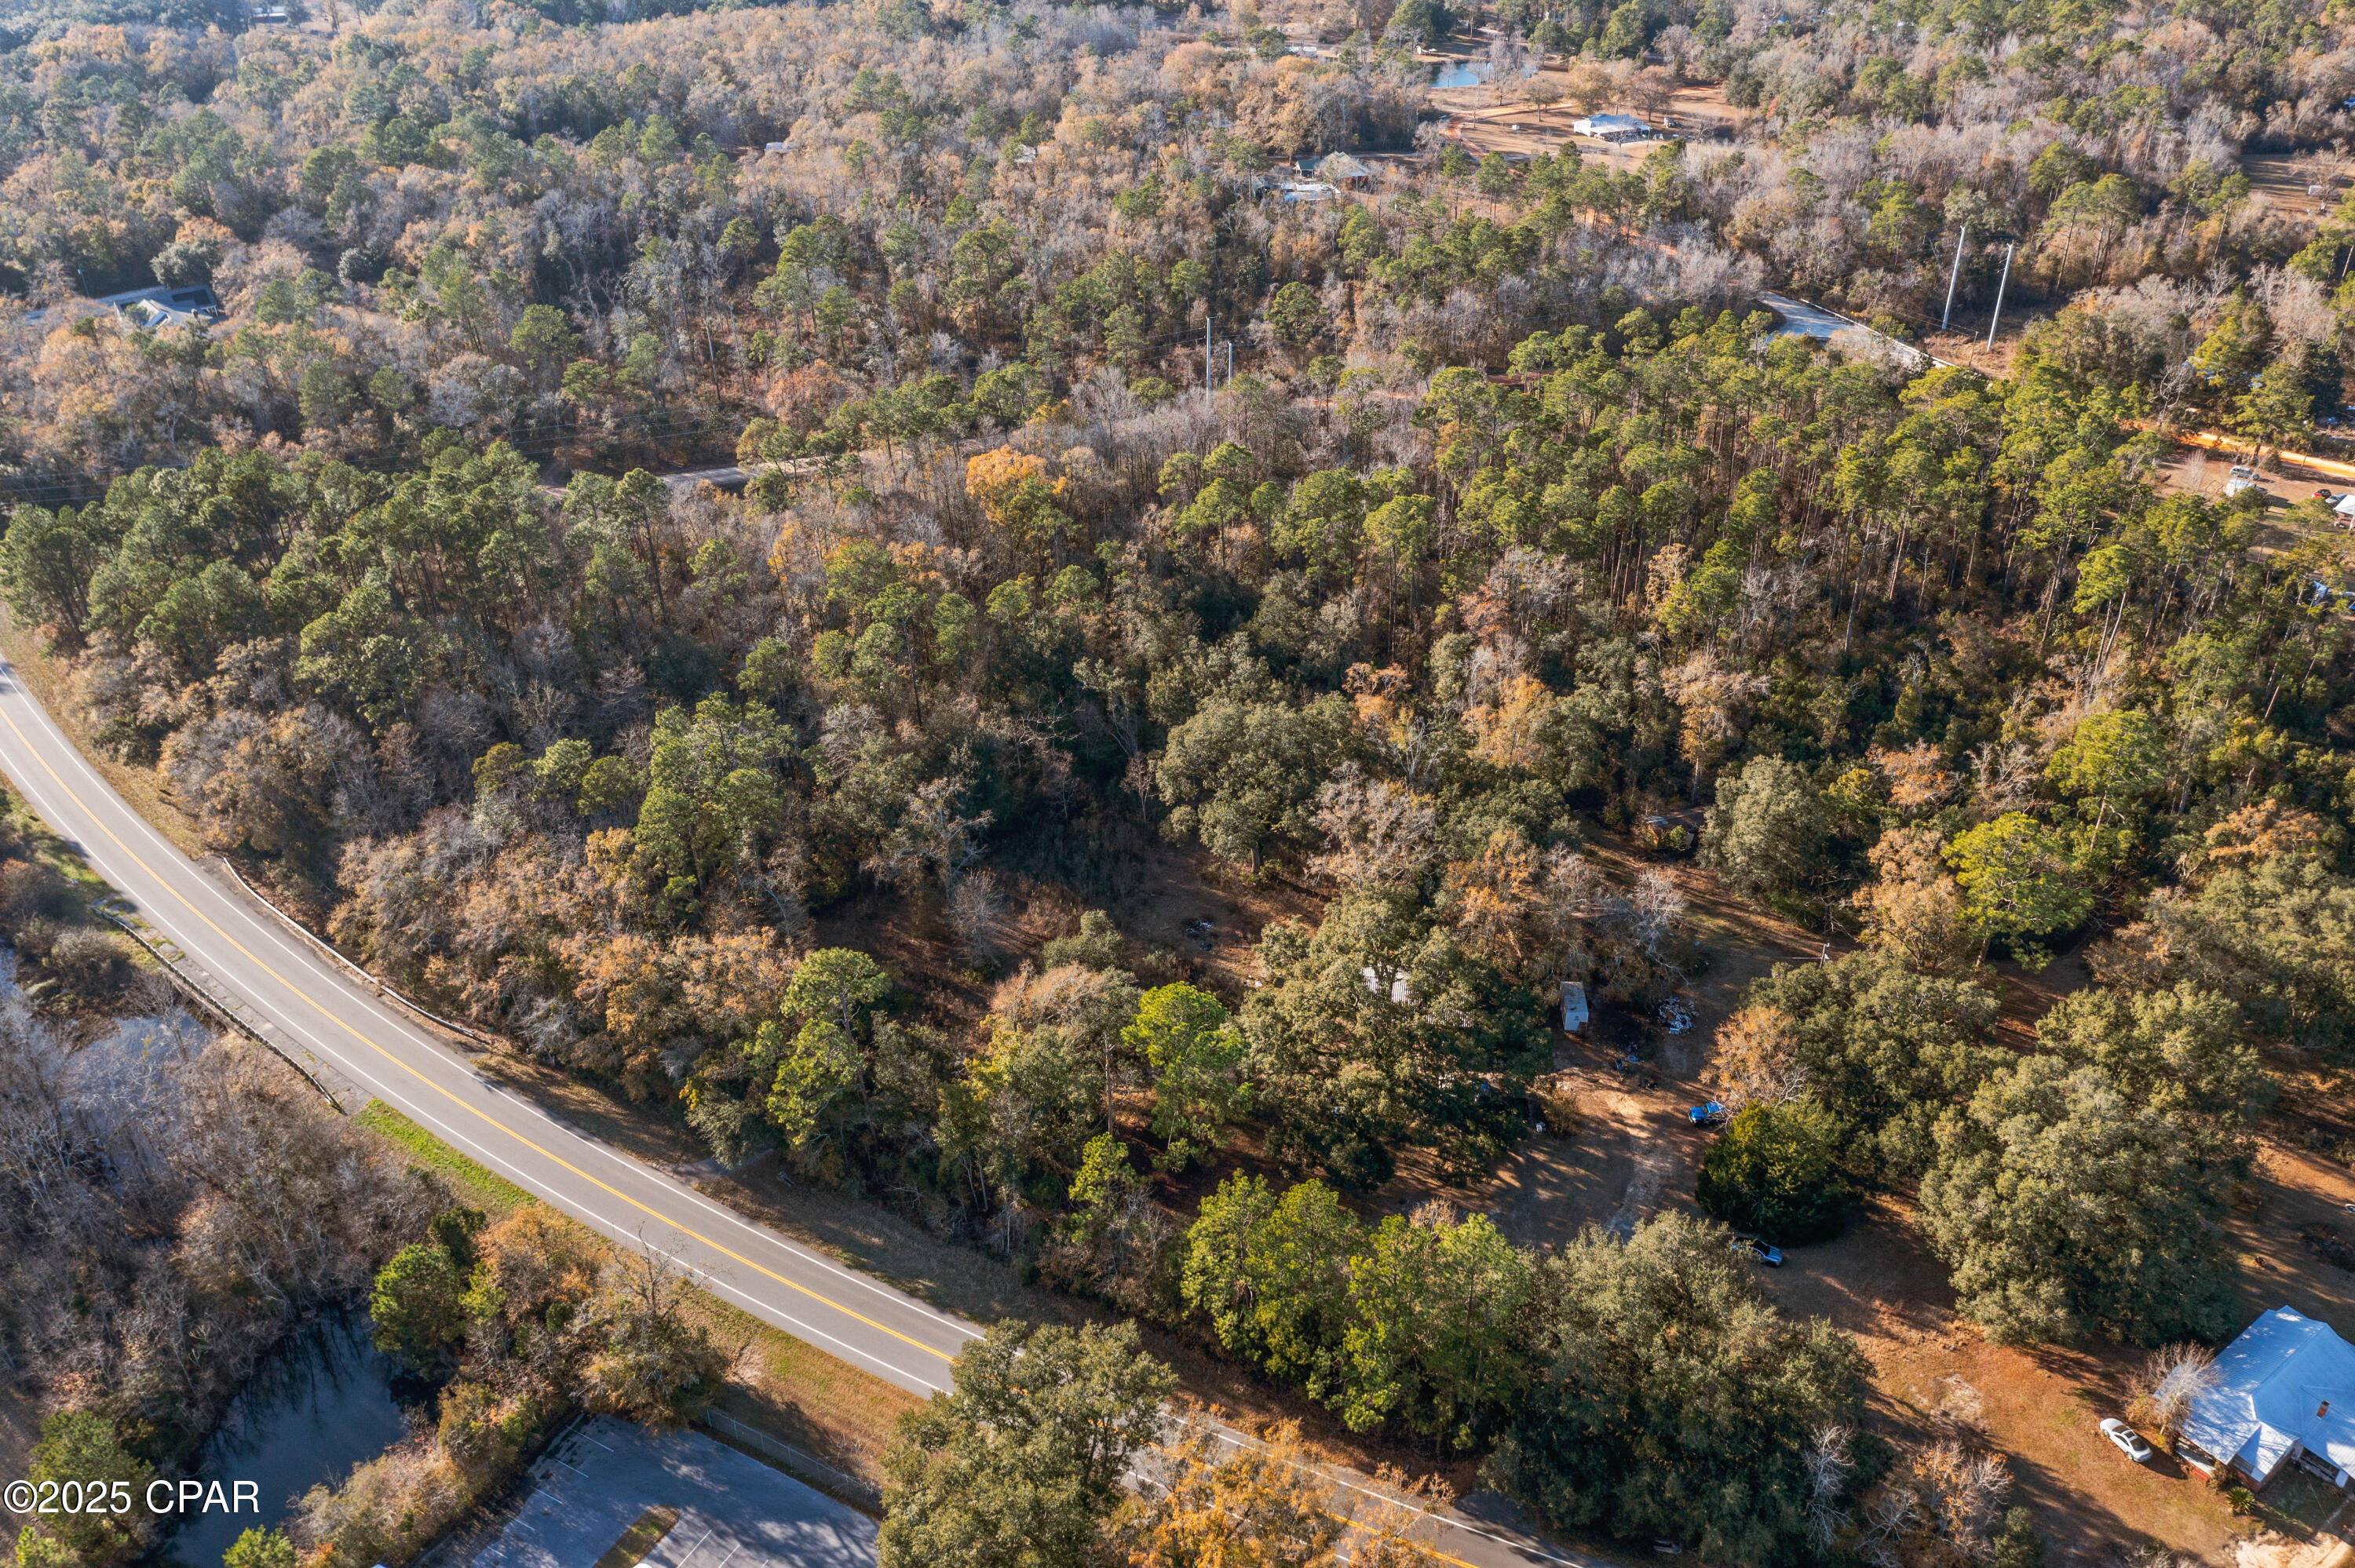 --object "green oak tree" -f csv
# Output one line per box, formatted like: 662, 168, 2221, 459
1484, 1212, 1868, 1564
1180, 1173, 1364, 1398
878, 1321, 1173, 1568
1695, 1099, 1851, 1244
1947, 812, 2090, 962
1123, 983, 1247, 1168
1700, 757, 1829, 907
1917, 1049, 2246, 1346
1337, 1205, 1535, 1448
